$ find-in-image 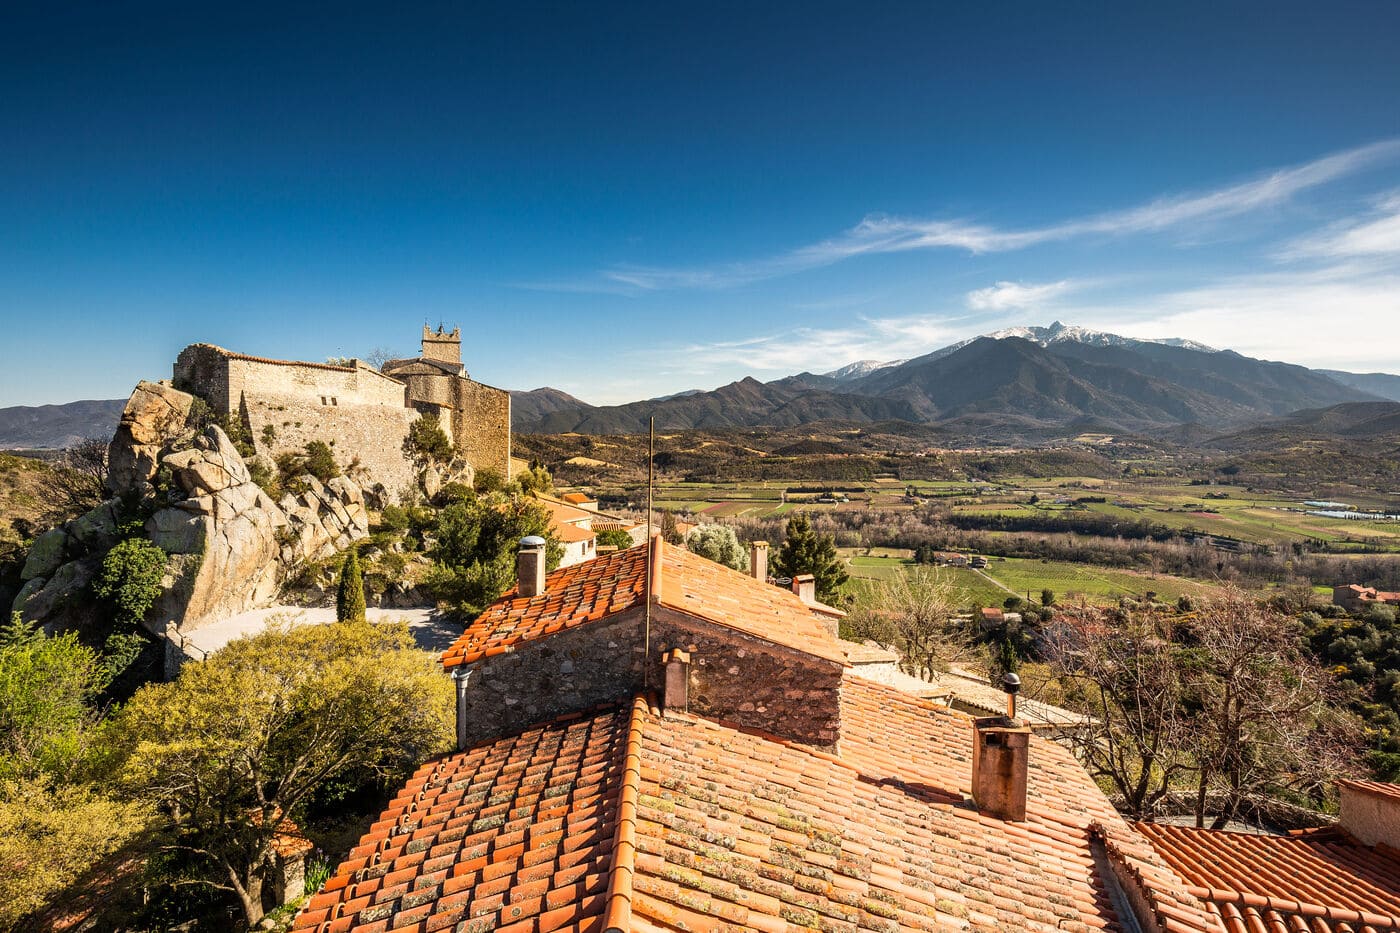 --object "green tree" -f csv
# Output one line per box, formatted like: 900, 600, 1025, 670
473, 468, 505, 494
771, 513, 848, 604
427, 494, 561, 616
403, 415, 453, 465
335, 549, 366, 622
111, 620, 453, 927
0, 778, 150, 930
596, 528, 635, 550
0, 615, 108, 781
685, 524, 746, 570
0, 617, 149, 929
93, 539, 167, 629
1041, 588, 1056, 607
516, 461, 552, 496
